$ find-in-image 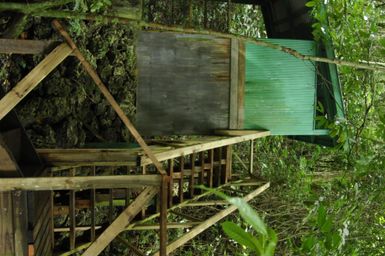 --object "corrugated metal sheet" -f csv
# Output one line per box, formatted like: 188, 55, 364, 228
244, 39, 317, 135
